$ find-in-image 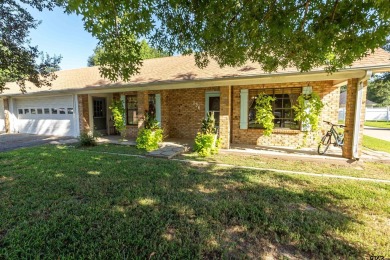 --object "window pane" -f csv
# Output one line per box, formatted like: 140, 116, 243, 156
59, 108, 66, 114
209, 96, 220, 111
148, 94, 156, 116
37, 108, 43, 114
44, 108, 50, 114
51, 108, 58, 114
24, 109, 30, 114
127, 95, 137, 109
31, 109, 36, 114
248, 87, 302, 129
67, 108, 73, 114
18, 109, 23, 115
